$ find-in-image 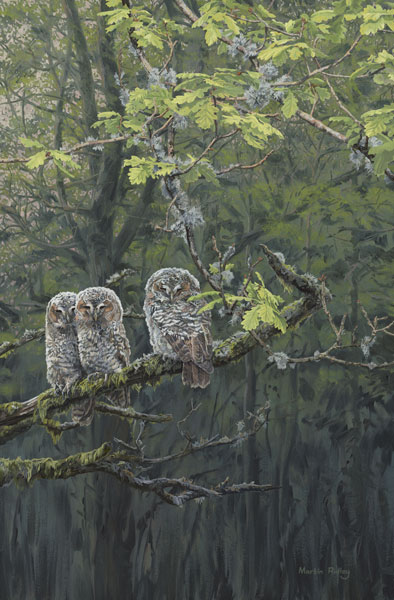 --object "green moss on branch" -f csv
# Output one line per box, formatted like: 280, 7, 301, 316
0, 443, 112, 488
